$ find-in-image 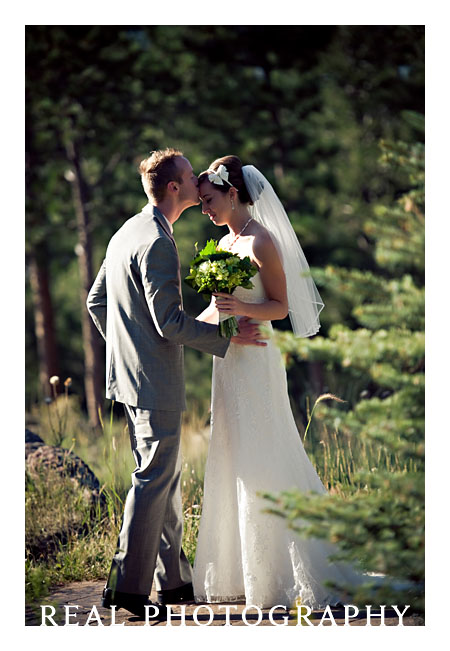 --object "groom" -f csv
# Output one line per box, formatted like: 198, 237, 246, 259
87, 148, 265, 620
